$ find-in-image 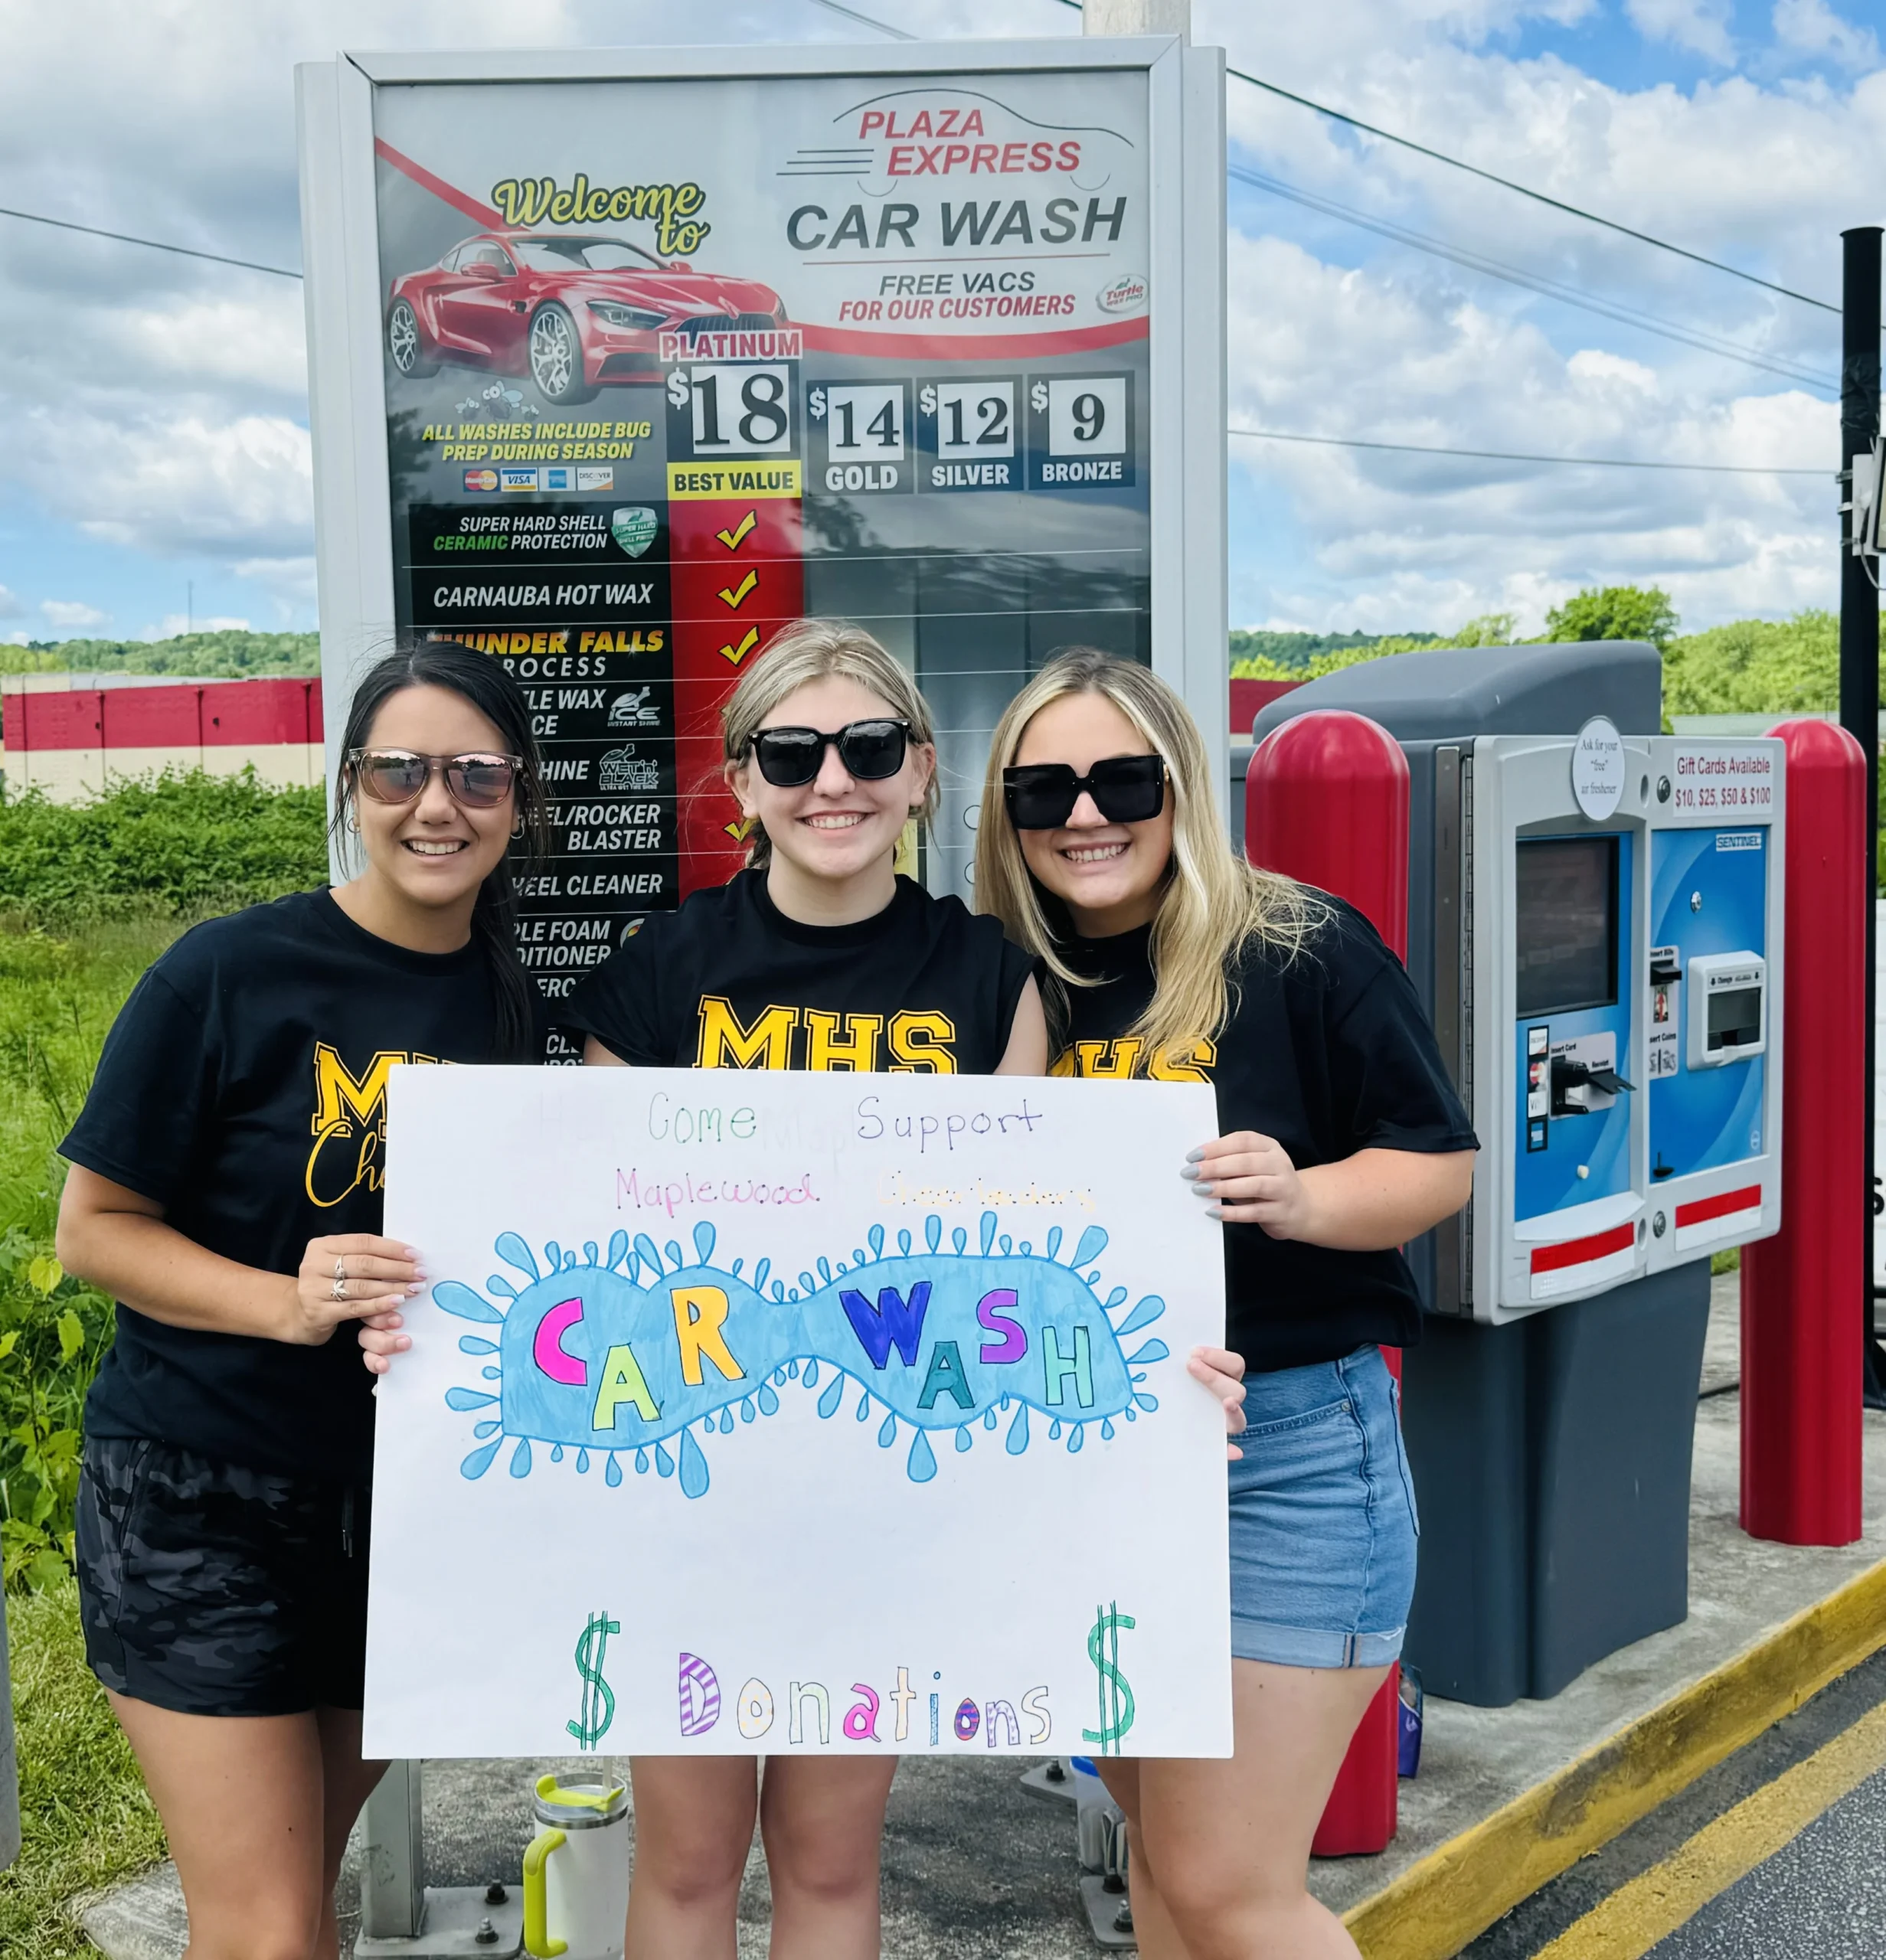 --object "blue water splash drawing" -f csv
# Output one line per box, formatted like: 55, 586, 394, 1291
432, 1214, 1168, 1498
